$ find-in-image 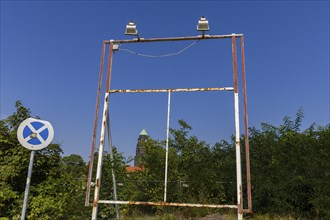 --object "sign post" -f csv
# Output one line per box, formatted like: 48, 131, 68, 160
21, 150, 35, 220
17, 118, 54, 220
